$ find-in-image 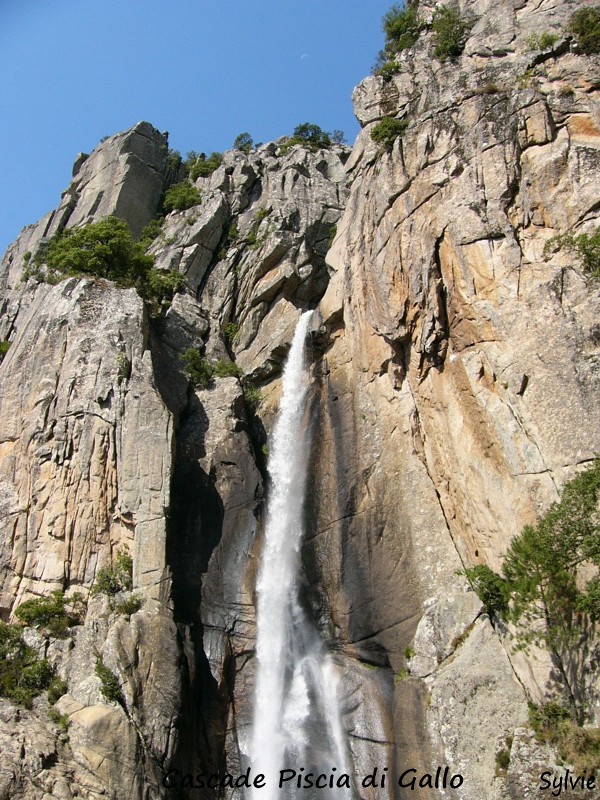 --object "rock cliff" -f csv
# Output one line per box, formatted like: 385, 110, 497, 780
0, 1, 599, 798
